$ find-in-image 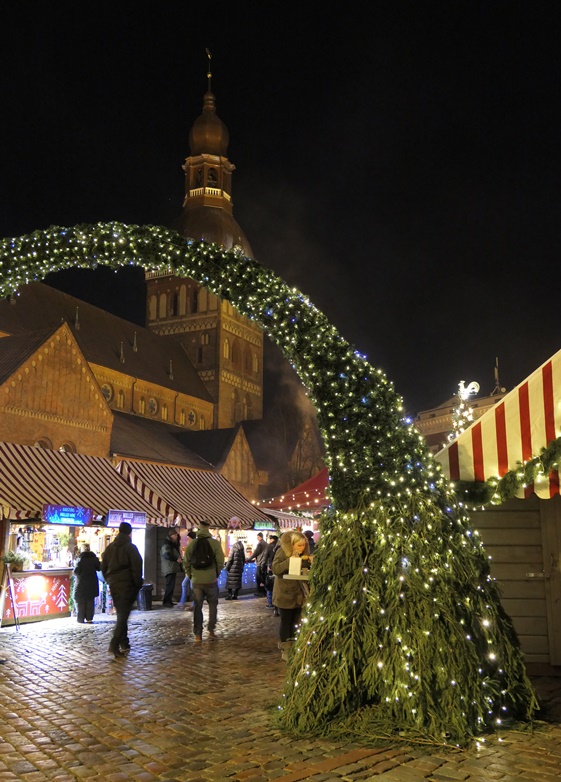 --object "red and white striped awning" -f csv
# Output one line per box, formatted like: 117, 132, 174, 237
0, 442, 168, 523
116, 460, 269, 529
435, 349, 561, 498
